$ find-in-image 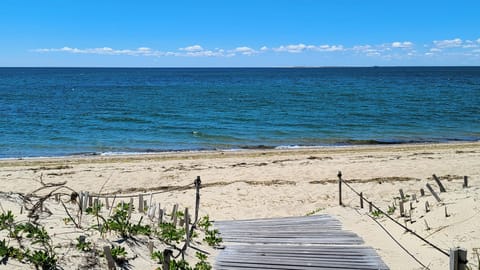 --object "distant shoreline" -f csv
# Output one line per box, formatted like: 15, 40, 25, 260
2, 141, 479, 166
1, 139, 479, 161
